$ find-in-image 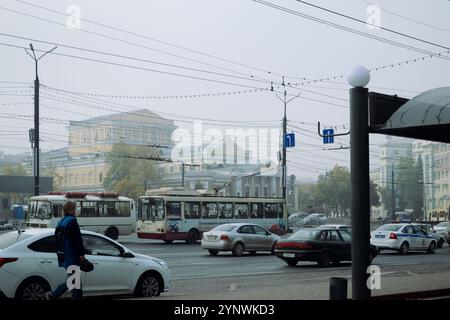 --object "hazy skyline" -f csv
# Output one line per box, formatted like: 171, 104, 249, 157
1, 0, 449, 181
